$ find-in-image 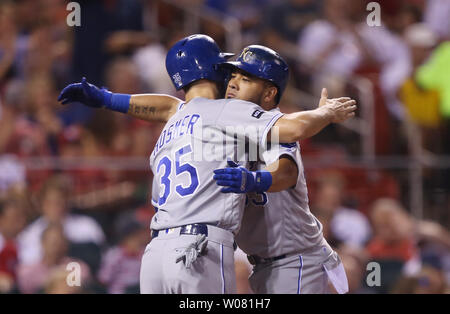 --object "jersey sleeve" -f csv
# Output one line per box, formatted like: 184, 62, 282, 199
262, 142, 302, 188
262, 142, 299, 166
218, 100, 284, 146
